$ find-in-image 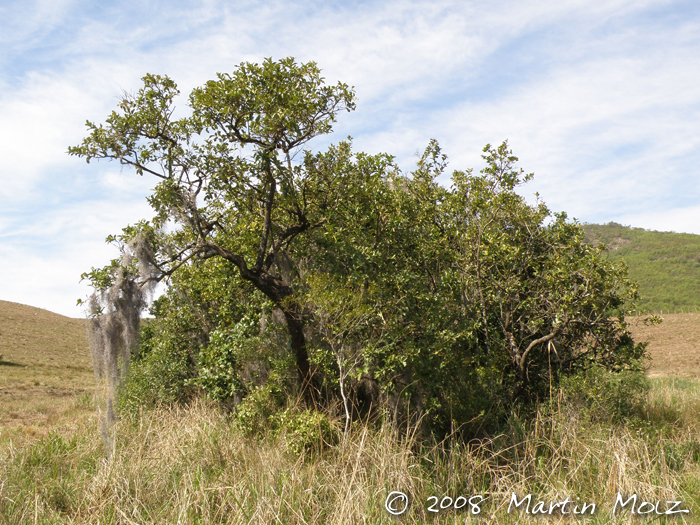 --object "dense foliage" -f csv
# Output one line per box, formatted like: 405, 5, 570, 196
584, 222, 700, 313
71, 58, 647, 437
